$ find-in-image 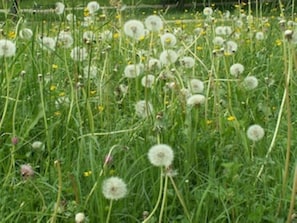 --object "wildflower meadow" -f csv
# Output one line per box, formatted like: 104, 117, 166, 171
1, 0, 297, 222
